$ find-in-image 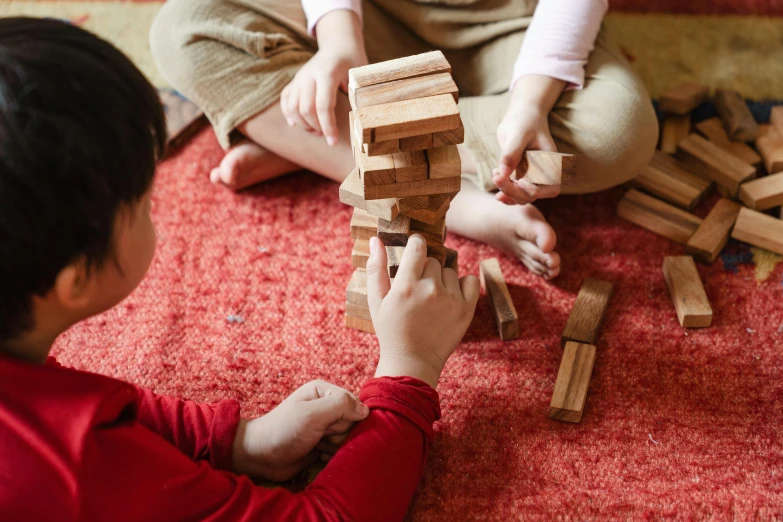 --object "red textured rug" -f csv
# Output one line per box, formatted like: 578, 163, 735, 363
52, 127, 783, 519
